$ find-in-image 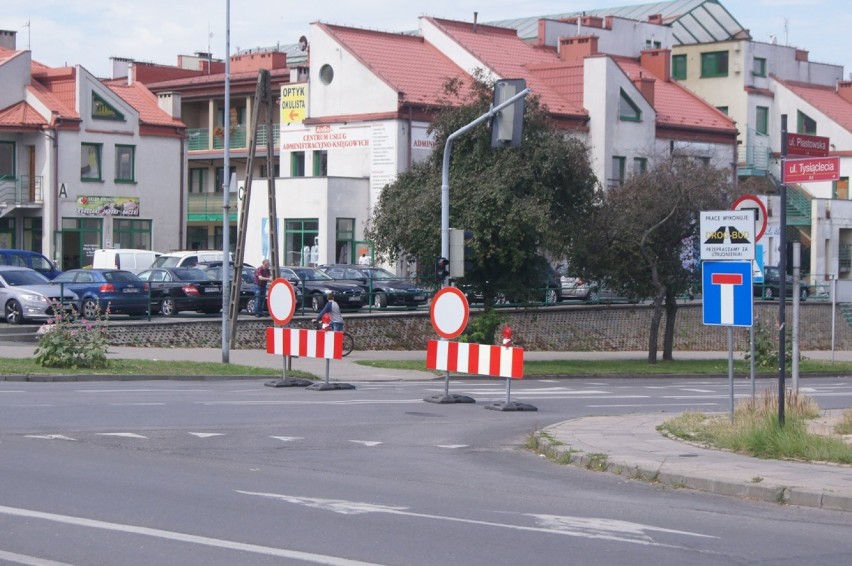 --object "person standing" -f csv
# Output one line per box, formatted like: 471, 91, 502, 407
253, 258, 272, 317
358, 251, 370, 266
315, 291, 344, 331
